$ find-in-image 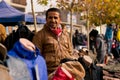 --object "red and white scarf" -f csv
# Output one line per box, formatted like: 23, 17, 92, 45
50, 27, 62, 37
